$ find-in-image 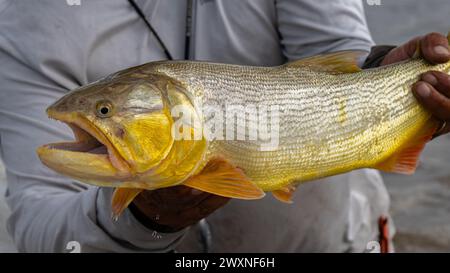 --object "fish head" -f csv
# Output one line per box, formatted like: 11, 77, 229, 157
37, 66, 201, 187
